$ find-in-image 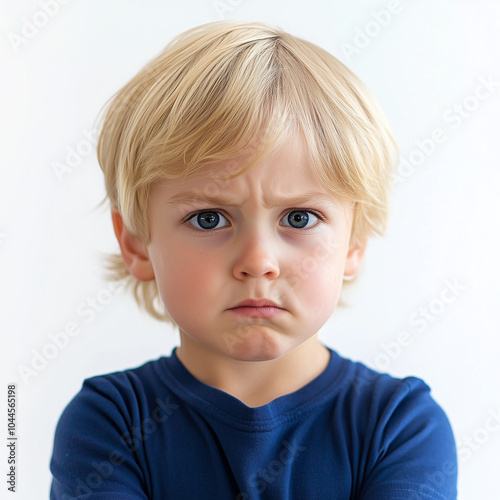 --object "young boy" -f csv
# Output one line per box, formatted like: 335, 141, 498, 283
50, 21, 457, 499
